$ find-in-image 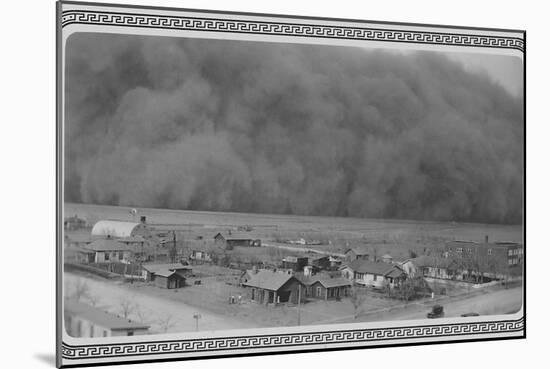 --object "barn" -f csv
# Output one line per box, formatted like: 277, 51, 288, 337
213, 232, 261, 250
